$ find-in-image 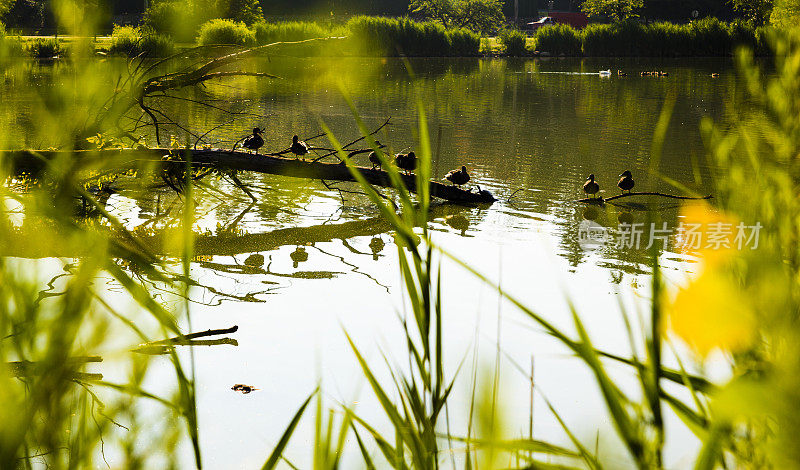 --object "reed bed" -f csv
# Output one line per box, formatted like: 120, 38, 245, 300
536, 18, 769, 56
